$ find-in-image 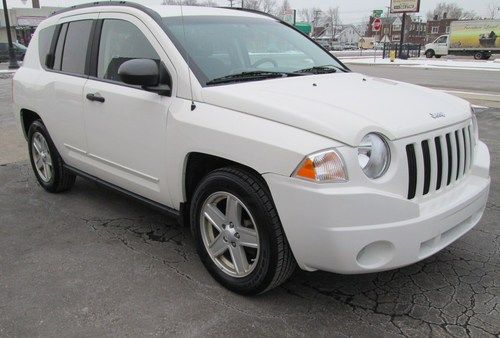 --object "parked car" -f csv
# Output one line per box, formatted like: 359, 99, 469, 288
13, 3, 490, 295
0, 42, 27, 62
